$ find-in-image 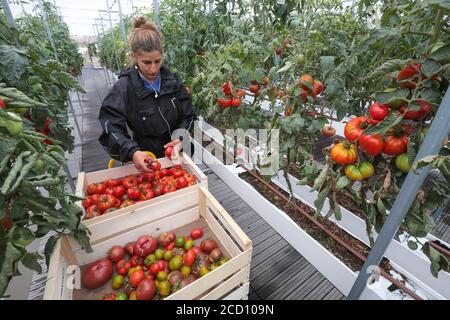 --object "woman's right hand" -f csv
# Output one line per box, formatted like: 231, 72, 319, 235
132, 150, 154, 172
